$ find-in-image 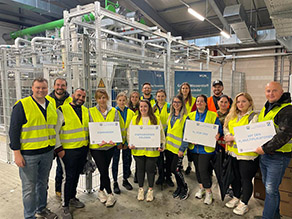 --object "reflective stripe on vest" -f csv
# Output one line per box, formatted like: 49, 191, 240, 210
188, 110, 217, 153
165, 115, 187, 155
131, 115, 160, 157
185, 97, 196, 114
60, 104, 89, 149
46, 95, 72, 109
154, 102, 169, 130
227, 111, 258, 157
258, 103, 292, 153
89, 106, 117, 149
118, 108, 135, 144
20, 96, 57, 150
